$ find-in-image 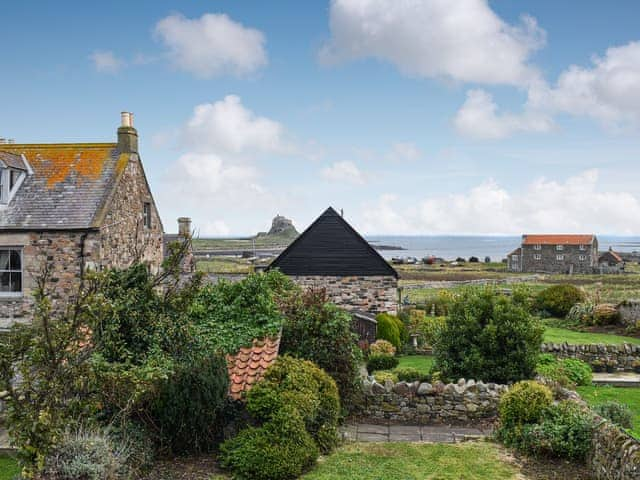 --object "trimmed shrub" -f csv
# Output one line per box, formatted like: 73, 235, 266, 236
376, 313, 401, 350
594, 401, 633, 429
220, 405, 319, 480
499, 381, 553, 428
369, 339, 396, 356
392, 315, 409, 346
394, 367, 429, 383
434, 287, 544, 383
517, 402, 594, 461
536, 285, 585, 318
366, 354, 399, 374
279, 289, 362, 408
38, 428, 129, 480
245, 356, 340, 454
373, 370, 399, 384
146, 353, 229, 454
